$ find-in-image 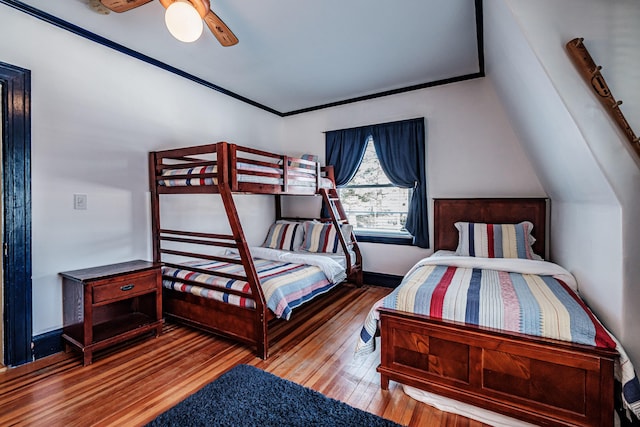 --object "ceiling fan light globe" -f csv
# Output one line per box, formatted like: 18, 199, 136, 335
165, 1, 203, 43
